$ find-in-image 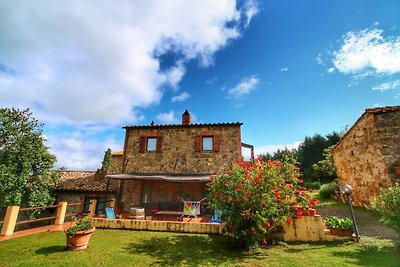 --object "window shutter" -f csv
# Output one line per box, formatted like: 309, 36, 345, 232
213, 134, 220, 152
156, 136, 163, 153
195, 135, 202, 152
139, 136, 146, 153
